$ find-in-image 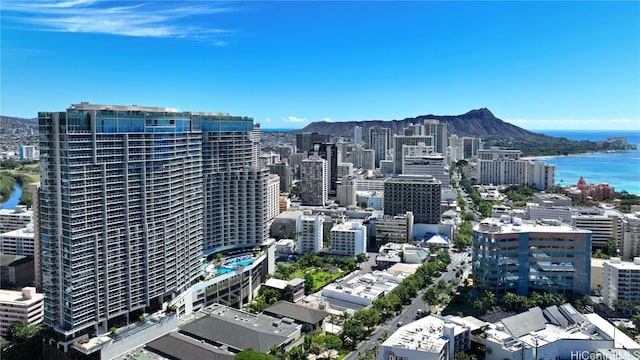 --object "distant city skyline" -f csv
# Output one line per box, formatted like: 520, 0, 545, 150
1, 1, 638, 131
